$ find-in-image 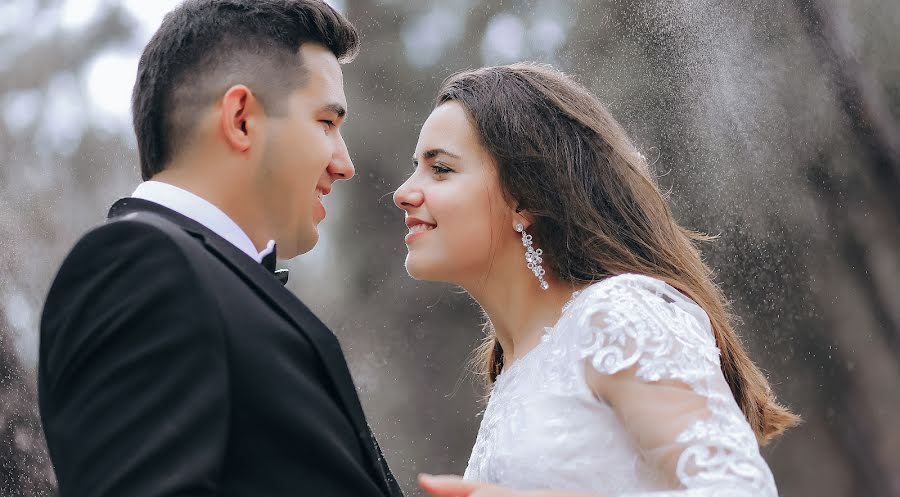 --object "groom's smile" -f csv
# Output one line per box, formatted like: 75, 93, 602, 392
314, 183, 333, 222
